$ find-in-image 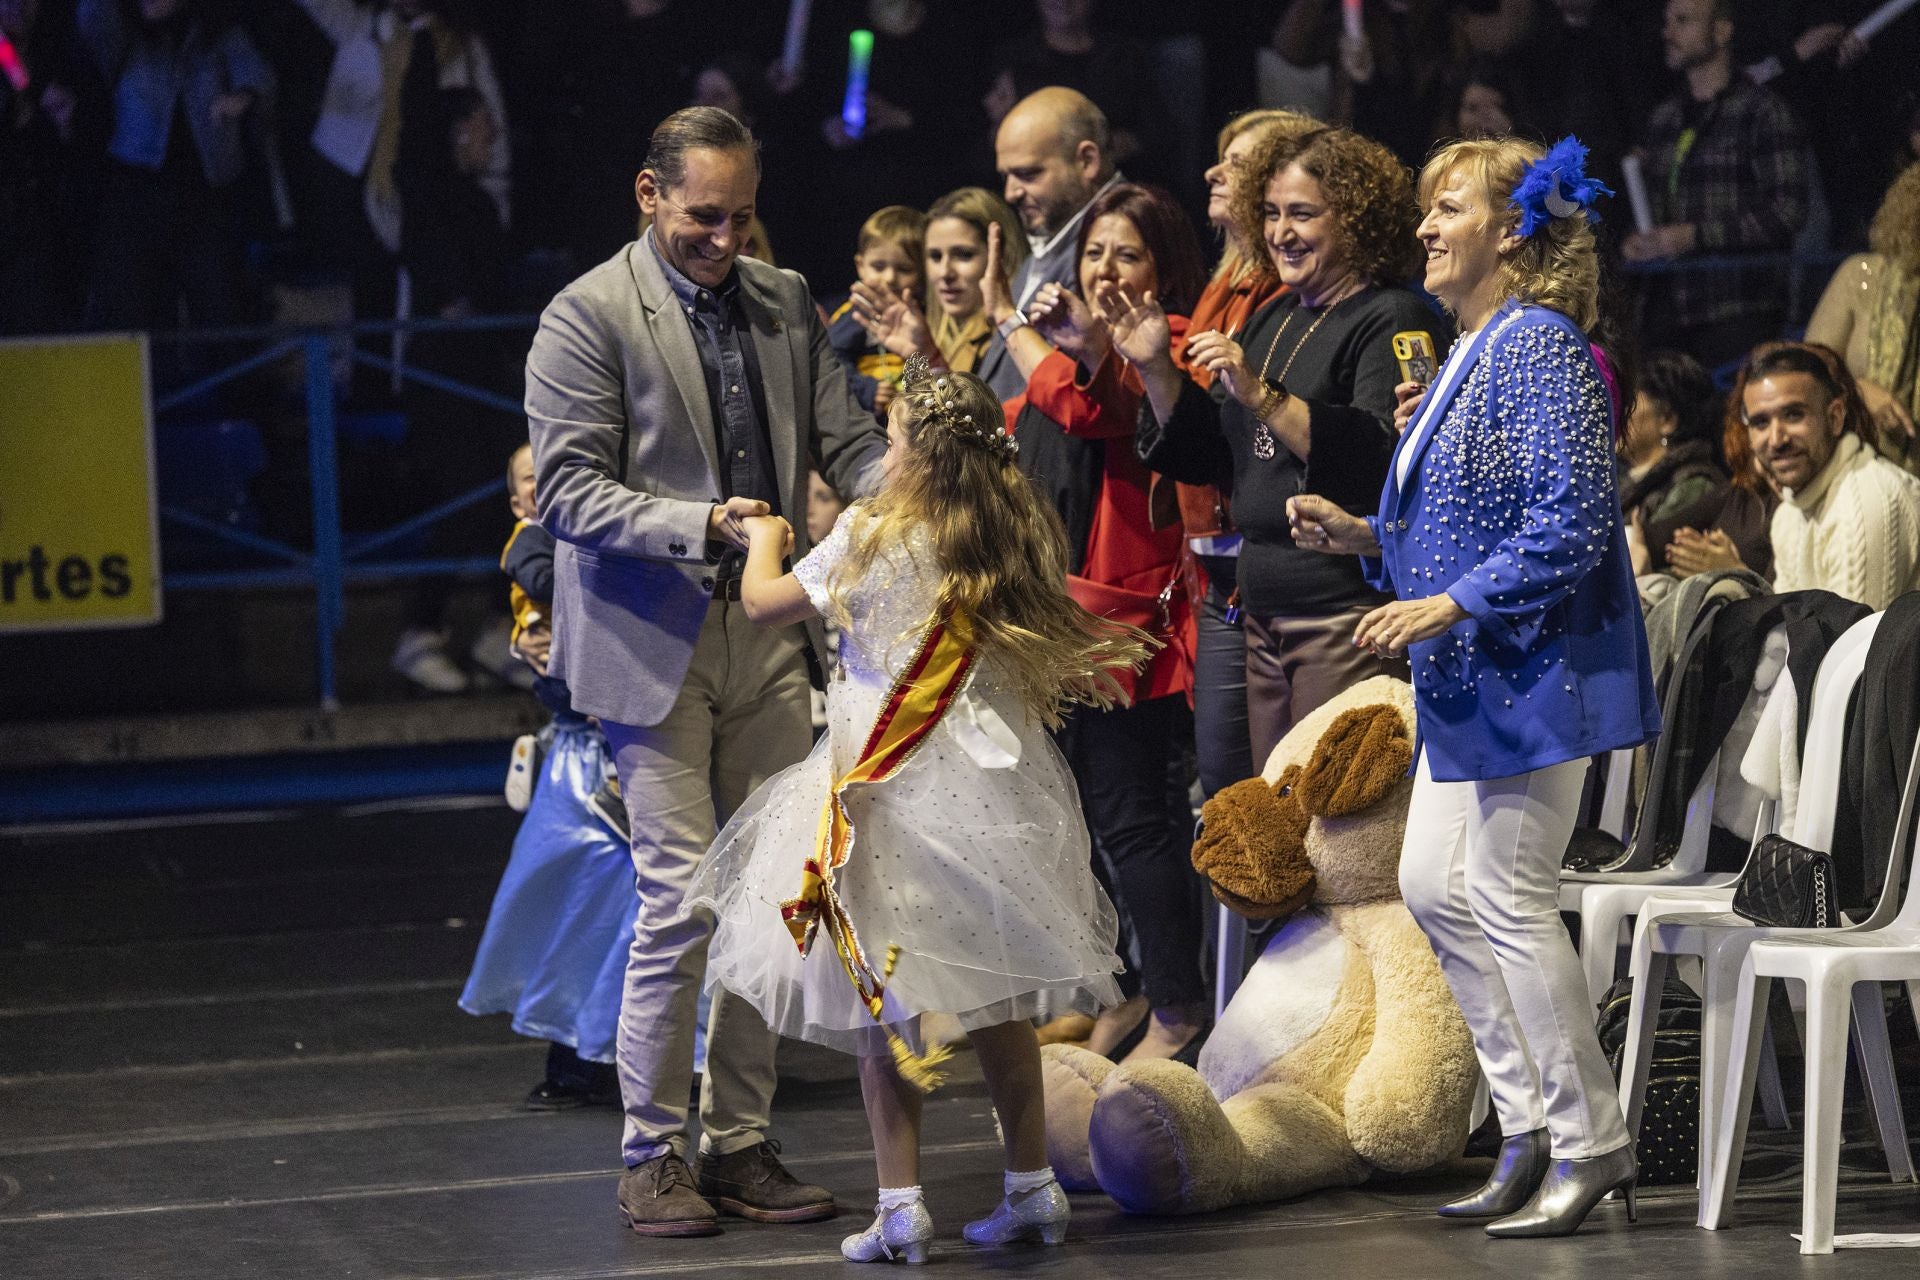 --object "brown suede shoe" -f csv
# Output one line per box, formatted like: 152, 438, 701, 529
618, 1153, 721, 1237
694, 1140, 837, 1223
